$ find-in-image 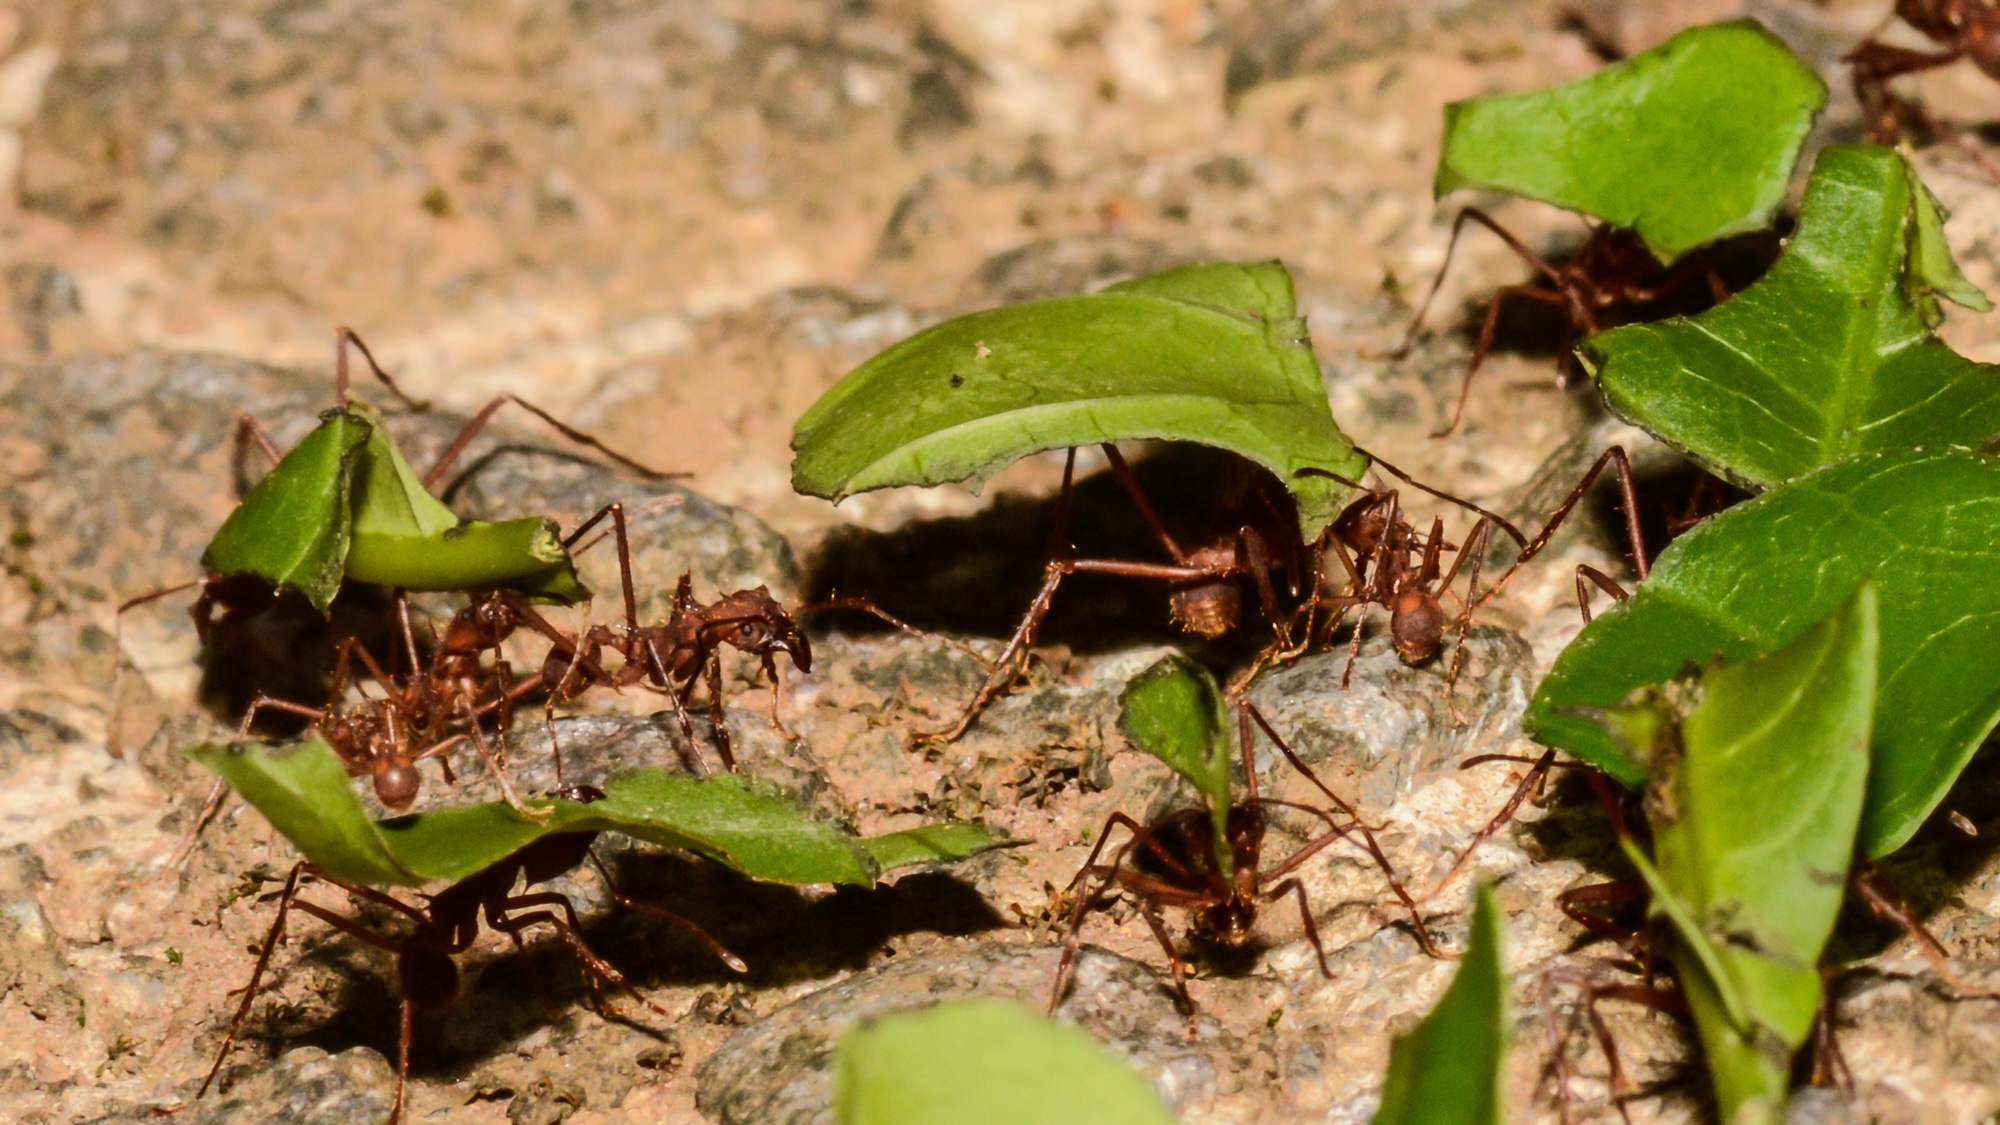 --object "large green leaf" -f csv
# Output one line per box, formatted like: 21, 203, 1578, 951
201, 409, 370, 613
1371, 884, 1508, 1125
1589, 586, 1875, 1125
832, 998, 1179, 1125
1436, 20, 1824, 263
790, 261, 1366, 537
1582, 146, 2000, 488
188, 741, 1001, 888
1527, 449, 2000, 856
1116, 655, 1234, 877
